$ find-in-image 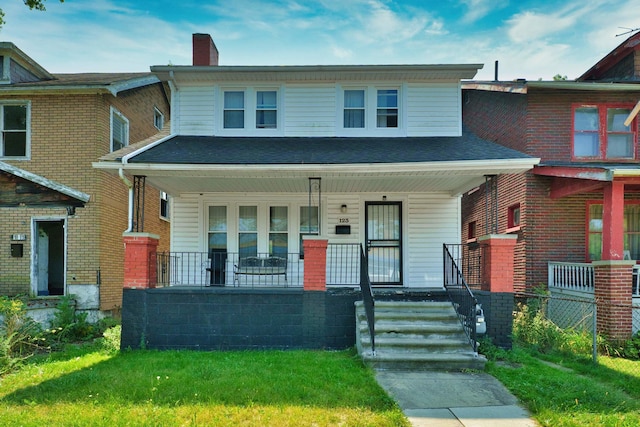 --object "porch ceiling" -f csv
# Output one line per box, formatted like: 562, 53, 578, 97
98, 162, 536, 196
